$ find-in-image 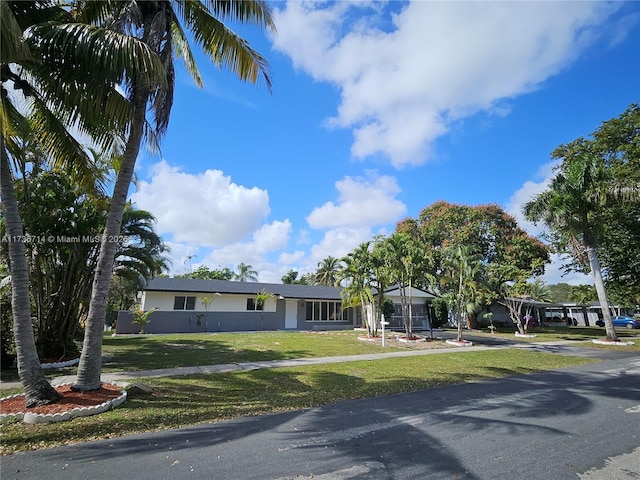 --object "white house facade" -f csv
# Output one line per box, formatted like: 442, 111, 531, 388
116, 278, 439, 334
116, 278, 362, 334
